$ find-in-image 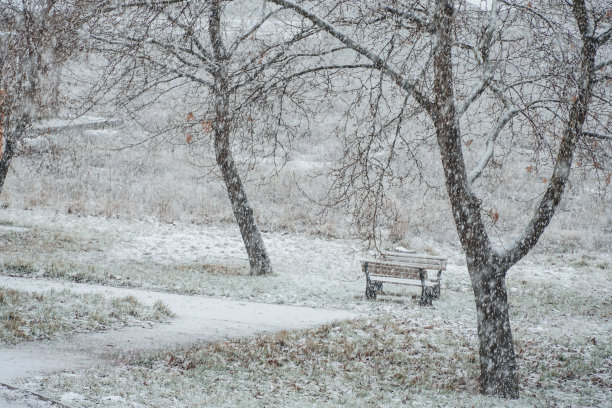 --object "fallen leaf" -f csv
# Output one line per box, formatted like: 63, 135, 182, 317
202, 120, 212, 133
465, 139, 473, 146
606, 174, 610, 186
187, 112, 194, 121
186, 134, 193, 143
488, 209, 499, 223
526, 165, 533, 173
542, 178, 548, 183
